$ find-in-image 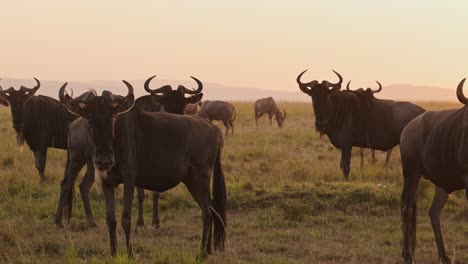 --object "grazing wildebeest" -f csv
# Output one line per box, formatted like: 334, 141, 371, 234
0, 78, 79, 182
198, 100, 236, 136
296, 70, 424, 180
400, 78, 468, 264
185, 101, 202, 115
254, 97, 287, 128
346, 81, 394, 167
59, 82, 226, 260
55, 76, 204, 229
